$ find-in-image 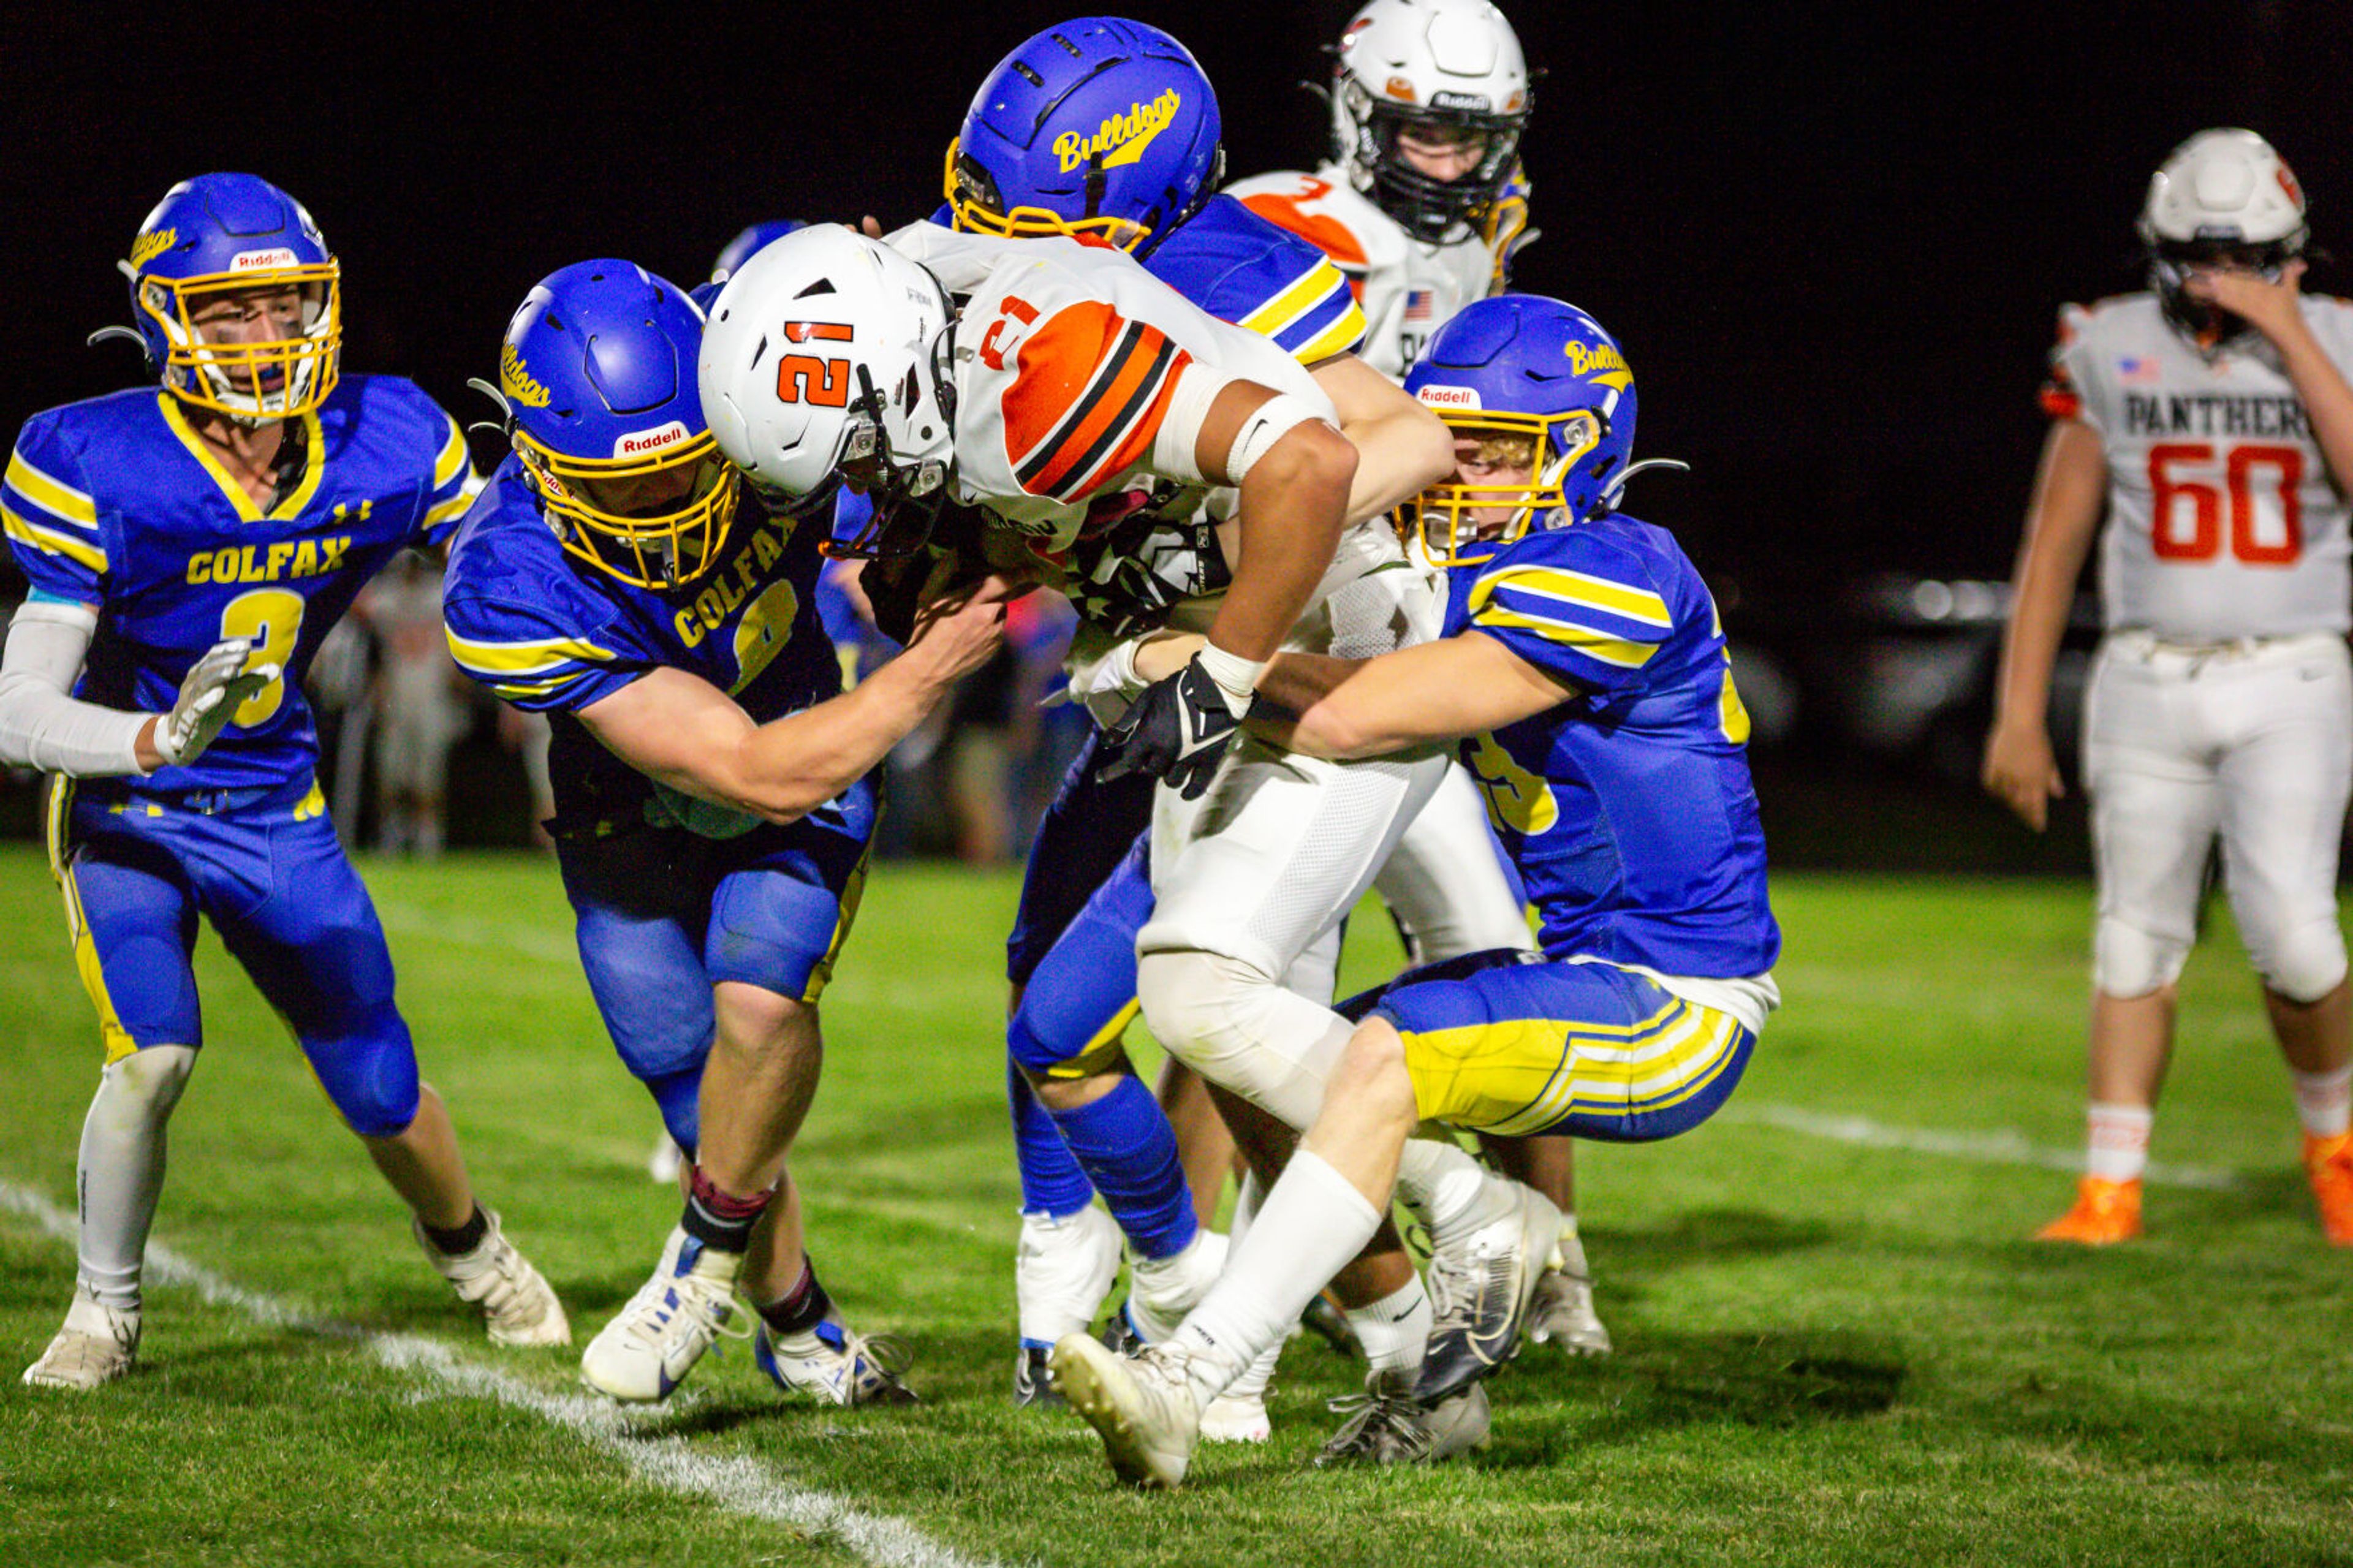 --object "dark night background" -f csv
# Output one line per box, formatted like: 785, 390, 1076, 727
6, 2, 2353, 861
